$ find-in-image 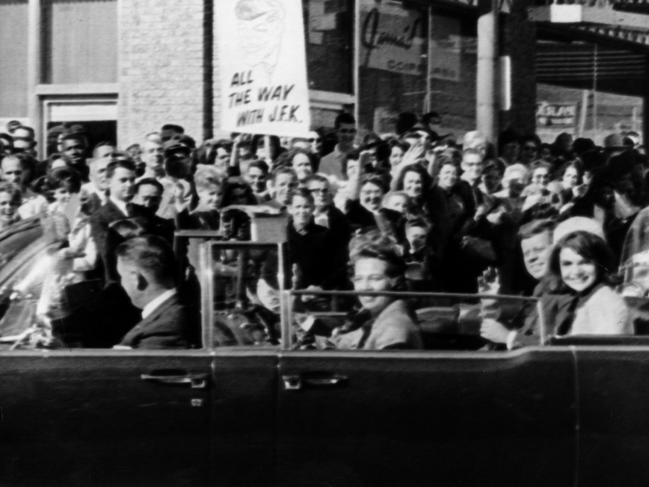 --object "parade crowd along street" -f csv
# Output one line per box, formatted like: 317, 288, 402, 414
0, 113, 647, 350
